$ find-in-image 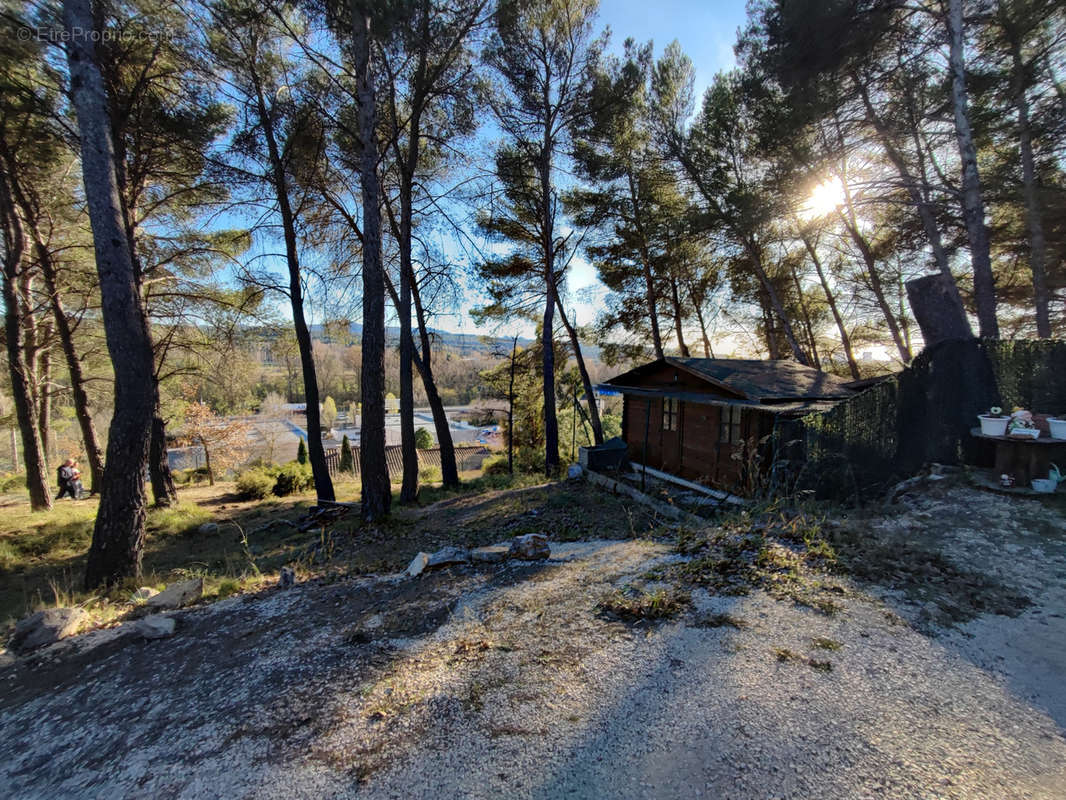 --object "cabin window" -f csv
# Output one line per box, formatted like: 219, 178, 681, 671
720, 406, 743, 443
663, 398, 679, 431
